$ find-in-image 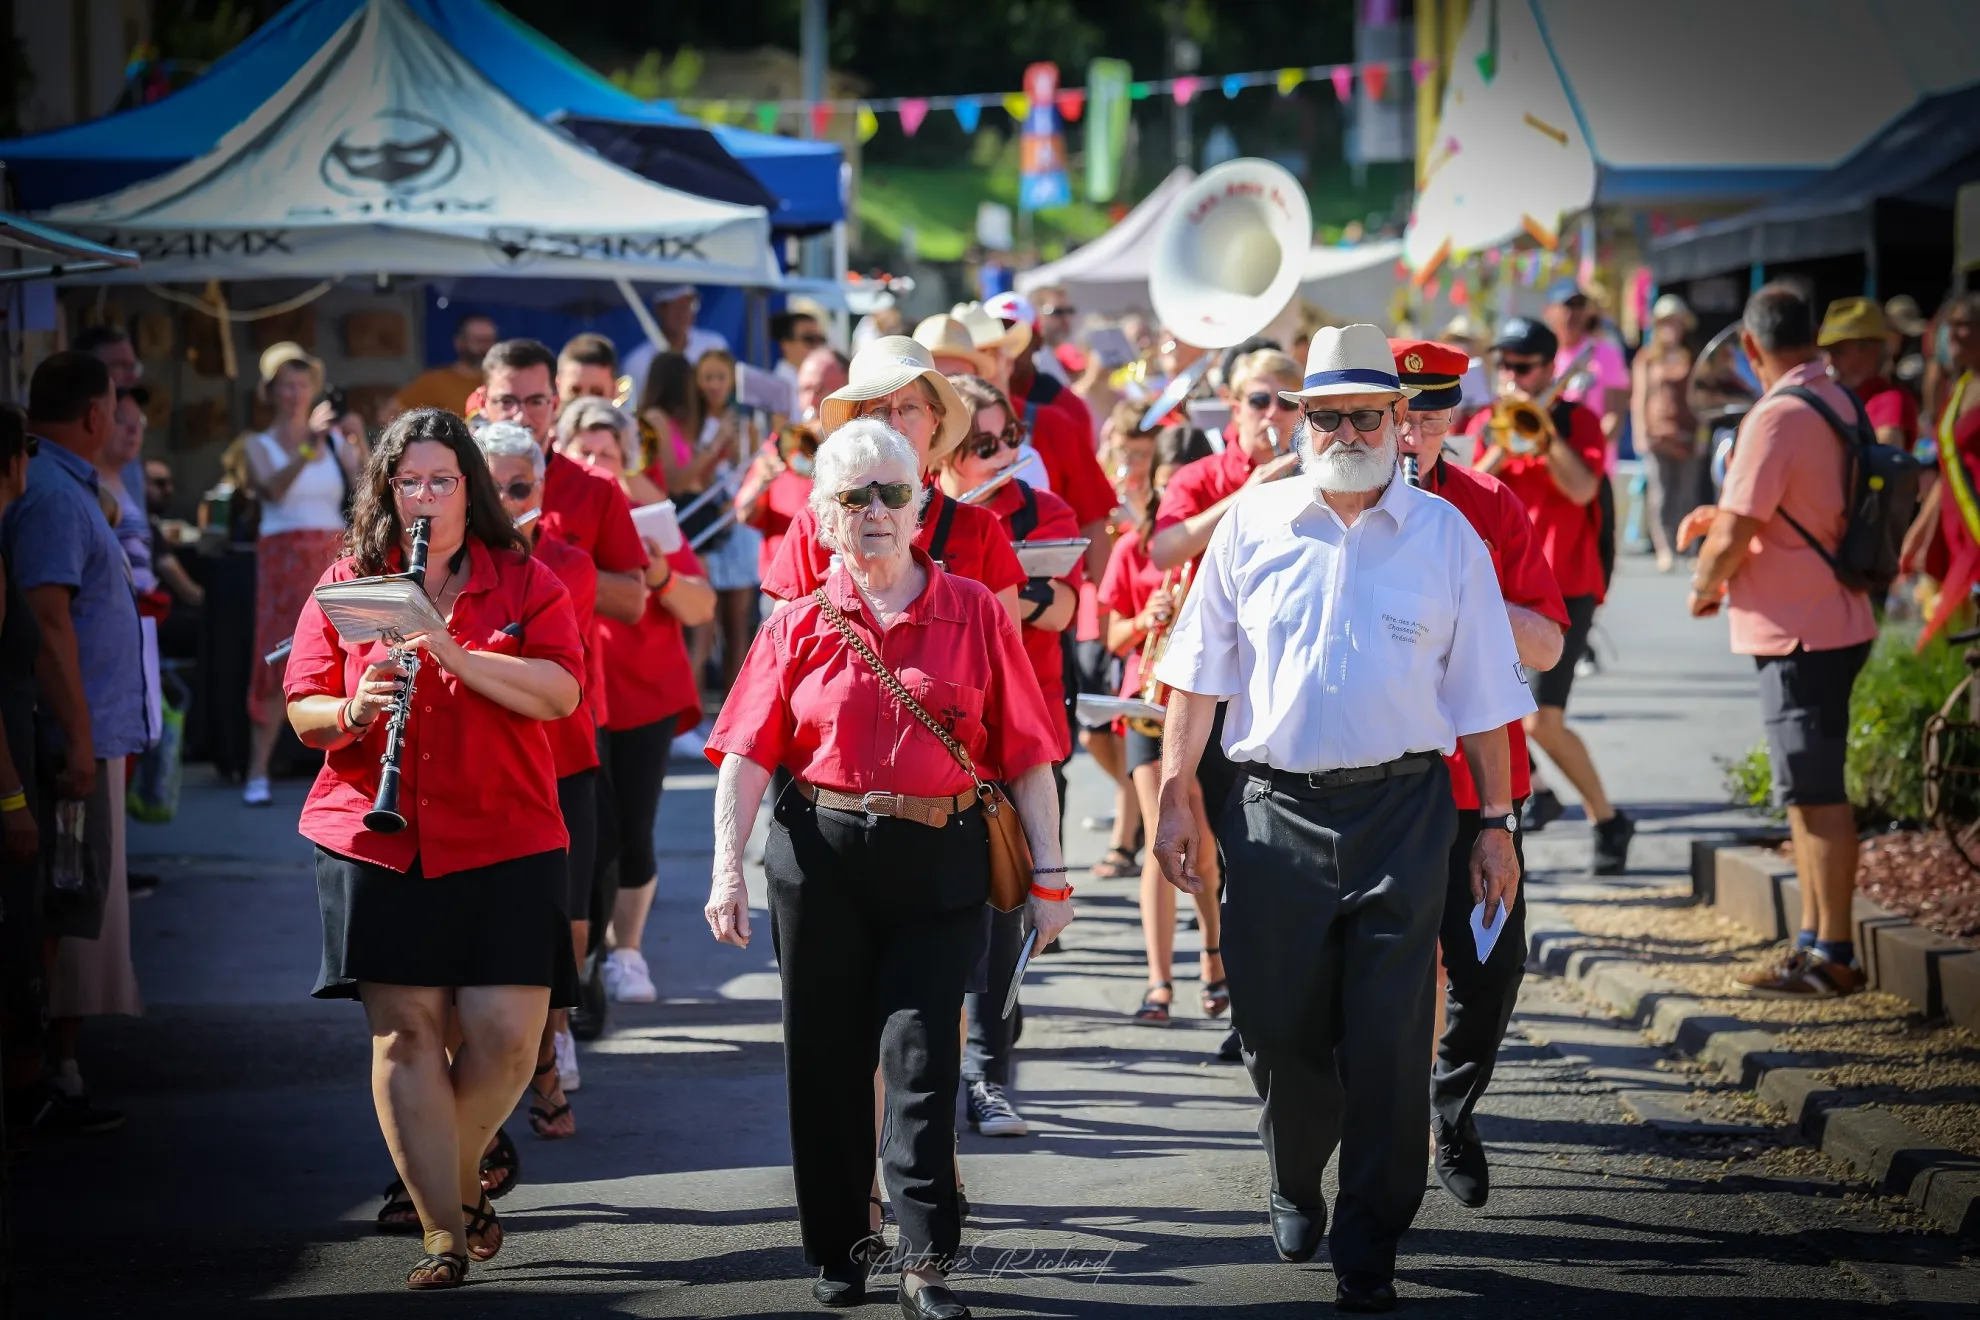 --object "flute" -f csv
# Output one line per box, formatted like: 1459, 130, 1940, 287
362, 516, 432, 835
